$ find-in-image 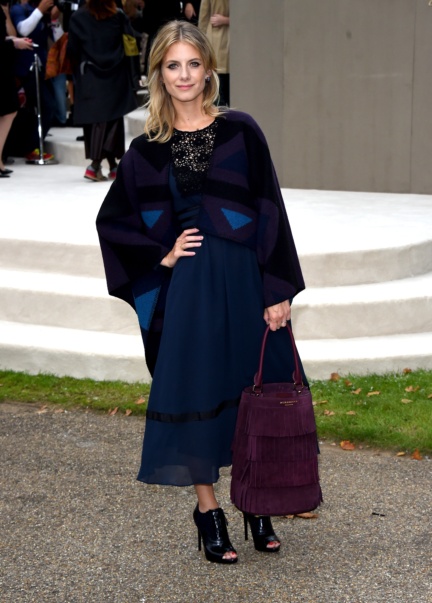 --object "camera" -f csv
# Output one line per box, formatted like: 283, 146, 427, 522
53, 0, 79, 10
